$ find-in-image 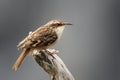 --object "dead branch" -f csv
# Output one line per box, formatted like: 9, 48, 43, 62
32, 49, 75, 80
